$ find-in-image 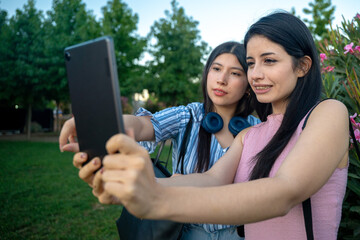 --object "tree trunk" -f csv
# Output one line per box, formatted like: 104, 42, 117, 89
26, 103, 32, 140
